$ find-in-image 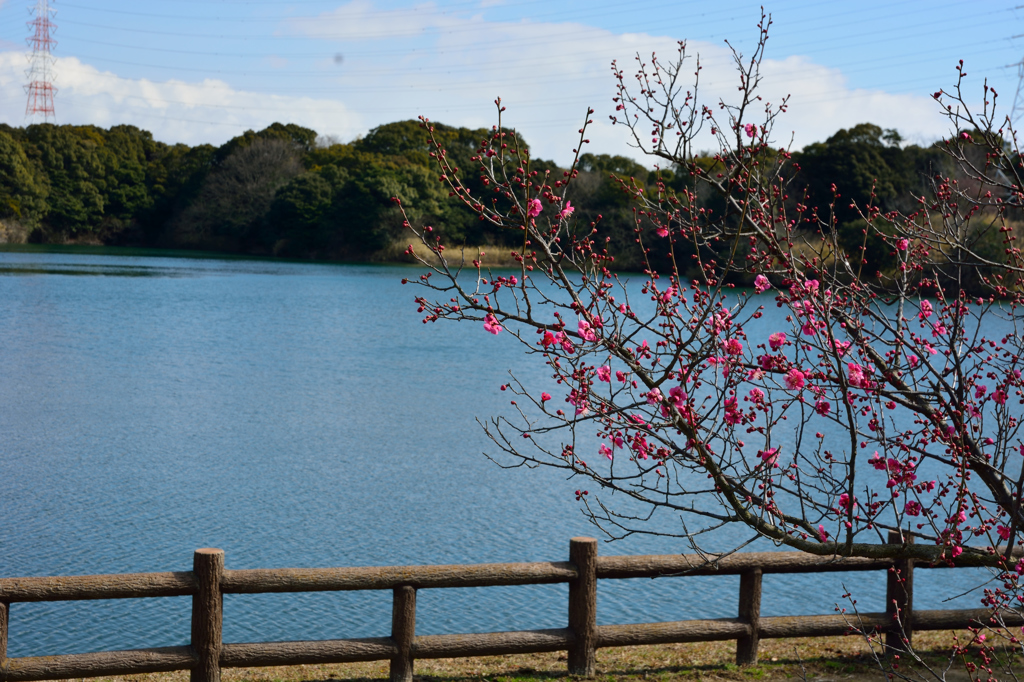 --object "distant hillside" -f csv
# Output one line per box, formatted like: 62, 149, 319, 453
0, 120, 969, 276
